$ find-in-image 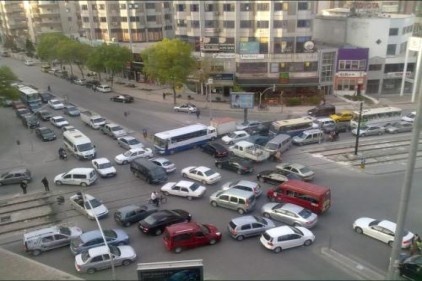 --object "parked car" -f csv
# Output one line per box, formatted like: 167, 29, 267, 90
39, 92, 55, 103
399, 254, 422, 281
261, 202, 318, 228
69, 193, 109, 220
85, 80, 101, 89
100, 123, 127, 139
0, 168, 32, 186
385, 122, 413, 134
235, 120, 261, 131
256, 170, 294, 184
48, 99, 64, 110
163, 222, 222, 253
117, 136, 144, 150
227, 215, 275, 241
114, 204, 158, 227
110, 94, 134, 103
91, 158, 116, 178
401, 111, 416, 123
27, 102, 42, 113
138, 209, 192, 236
36, 110, 52, 121
150, 157, 176, 173
352, 217, 414, 248
276, 163, 315, 181
74, 245, 137, 274
74, 78, 87, 85
351, 125, 385, 137
245, 135, 270, 146
95, 84, 112, 93
161, 180, 207, 200
50, 116, 69, 128
114, 147, 153, 165
35, 127, 56, 142
173, 103, 197, 113
181, 166, 221, 185
63, 105, 80, 117
221, 130, 250, 145
200, 142, 229, 158
21, 114, 40, 129
215, 156, 254, 175
260, 226, 315, 253
221, 180, 262, 197
70, 229, 129, 255
16, 108, 30, 119
25, 59, 35, 66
